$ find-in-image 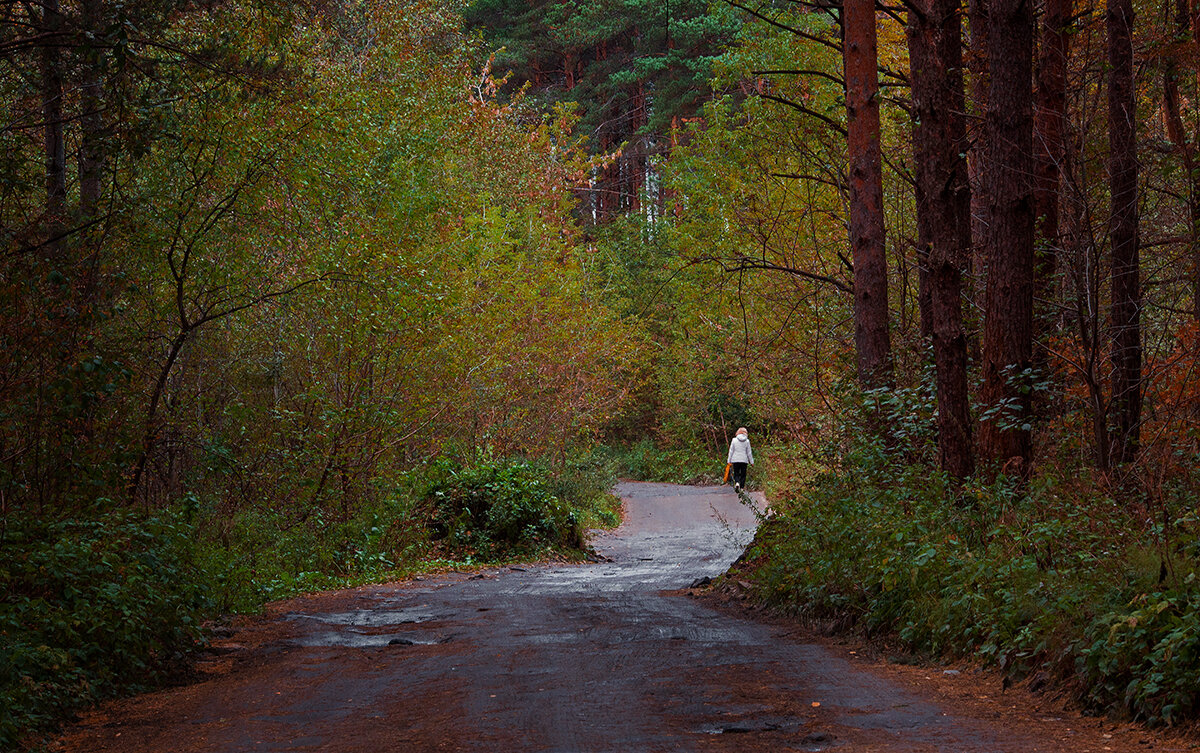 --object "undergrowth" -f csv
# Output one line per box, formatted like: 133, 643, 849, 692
423, 454, 620, 559
745, 424, 1200, 726
0, 450, 621, 749
0, 511, 208, 749
600, 437, 765, 487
